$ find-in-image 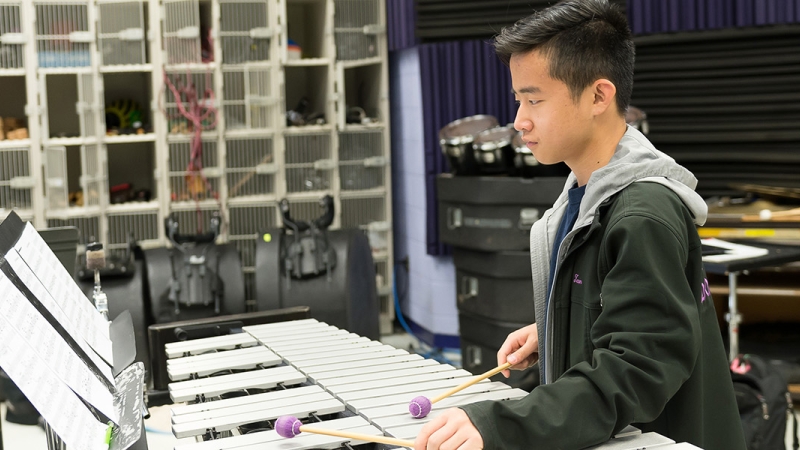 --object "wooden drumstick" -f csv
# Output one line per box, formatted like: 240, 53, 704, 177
742, 207, 800, 222
275, 415, 414, 447
409, 362, 513, 418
